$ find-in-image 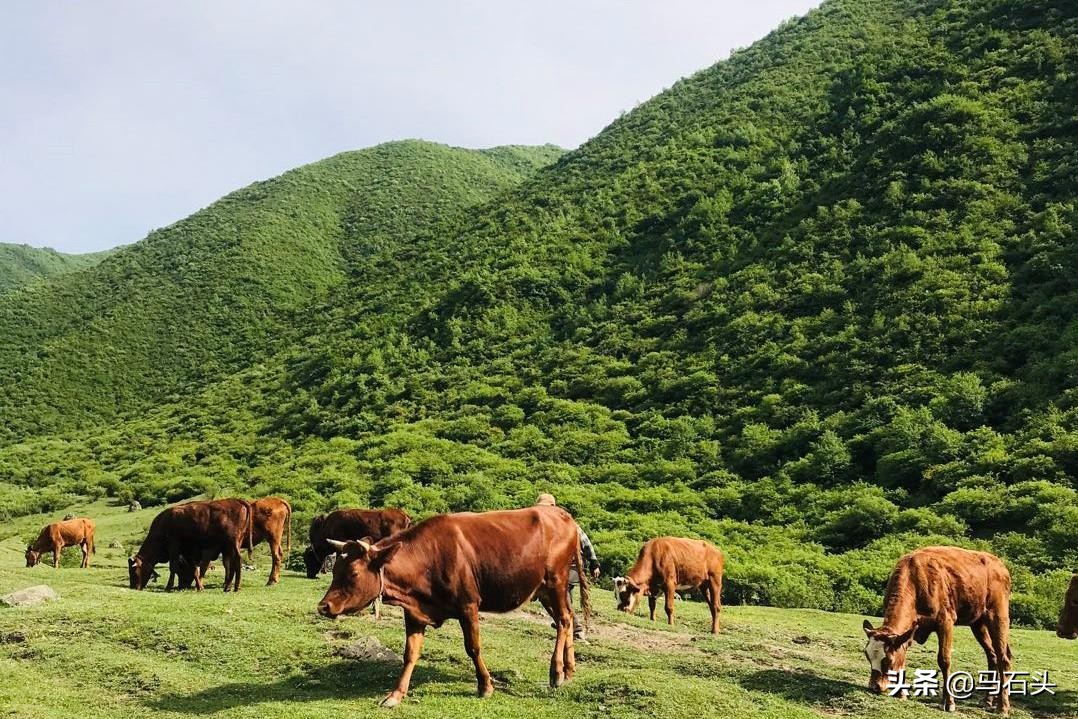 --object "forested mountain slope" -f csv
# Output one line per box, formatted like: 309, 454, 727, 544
0, 243, 112, 294
1, 0, 1075, 625
0, 142, 563, 438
